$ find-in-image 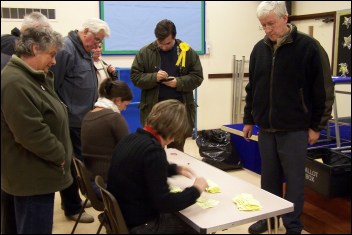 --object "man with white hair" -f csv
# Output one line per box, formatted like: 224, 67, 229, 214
51, 18, 111, 223
243, 1, 334, 234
